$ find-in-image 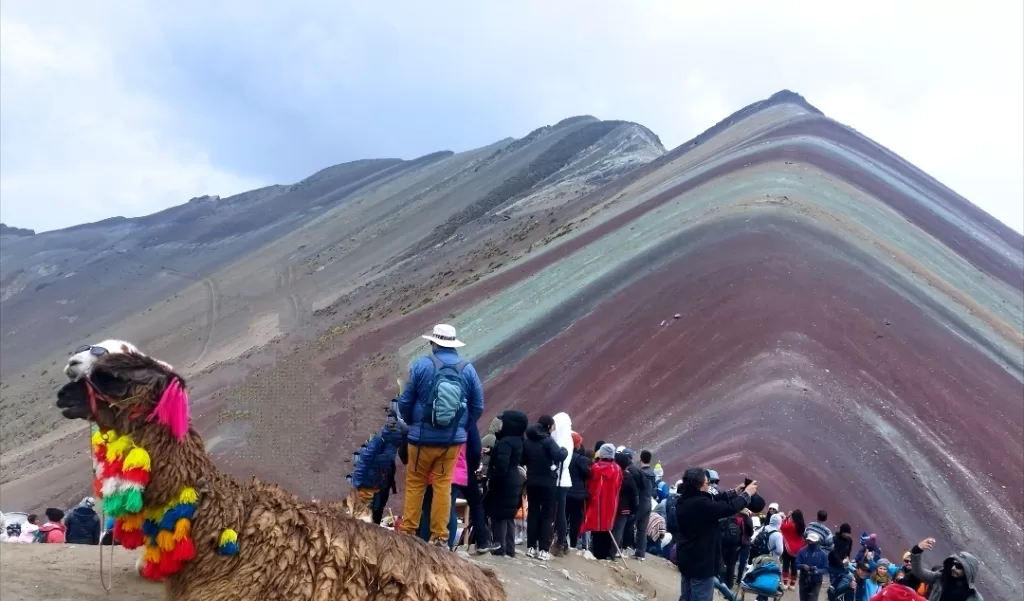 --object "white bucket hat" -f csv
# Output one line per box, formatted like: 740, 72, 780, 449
422, 324, 465, 348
